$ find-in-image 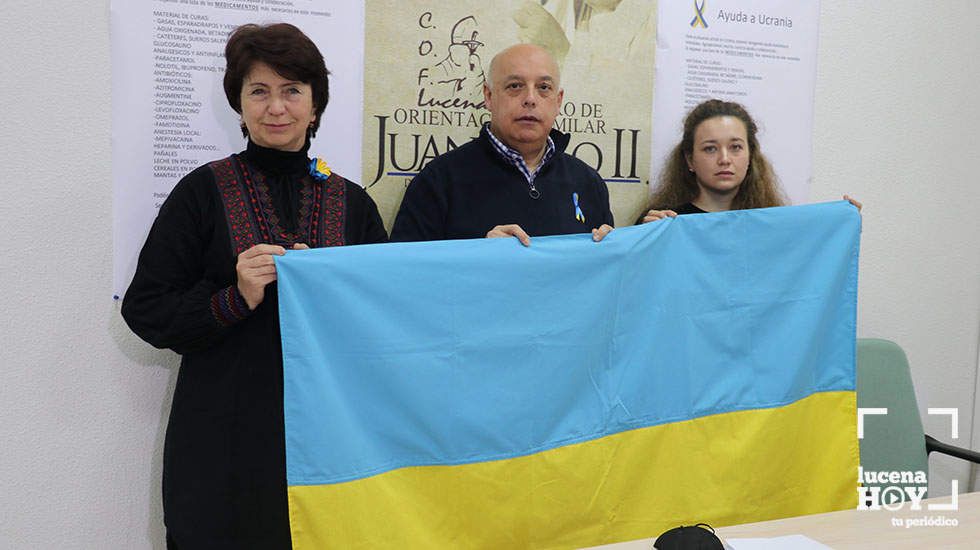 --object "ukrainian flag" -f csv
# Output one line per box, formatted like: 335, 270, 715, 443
276, 201, 861, 549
